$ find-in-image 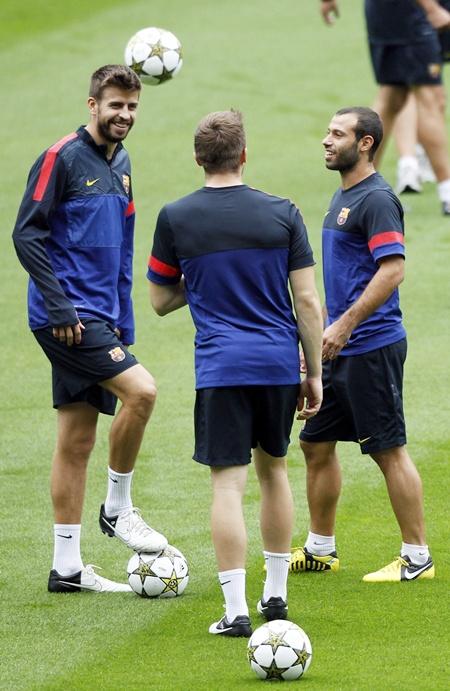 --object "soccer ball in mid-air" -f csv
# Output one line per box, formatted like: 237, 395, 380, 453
127, 545, 189, 597
124, 27, 183, 85
247, 619, 312, 681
